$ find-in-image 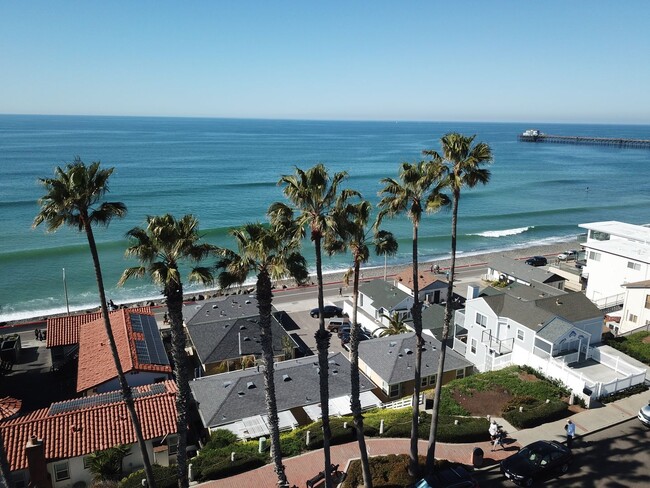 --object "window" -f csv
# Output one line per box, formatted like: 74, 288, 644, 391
470, 338, 477, 354
646, 295, 650, 309
627, 261, 641, 271
475, 312, 487, 328
167, 434, 178, 456
83, 456, 91, 469
389, 384, 400, 398
456, 369, 465, 379
421, 375, 428, 387
588, 251, 601, 262
54, 461, 70, 481
517, 329, 525, 341
589, 230, 610, 241
629, 313, 638, 323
